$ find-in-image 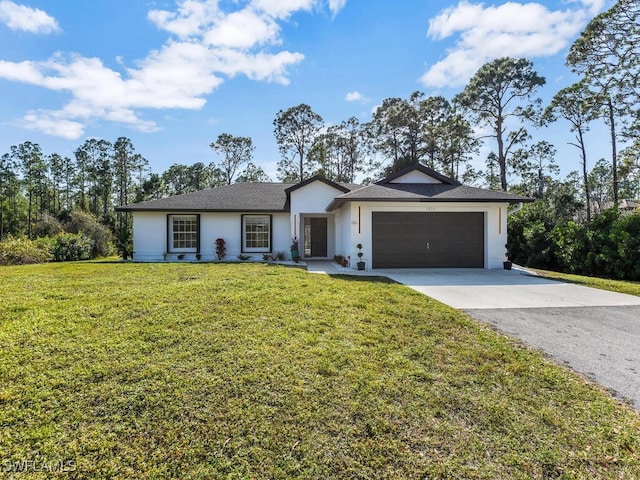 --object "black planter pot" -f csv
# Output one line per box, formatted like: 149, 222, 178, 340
357, 261, 365, 271
503, 261, 512, 270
